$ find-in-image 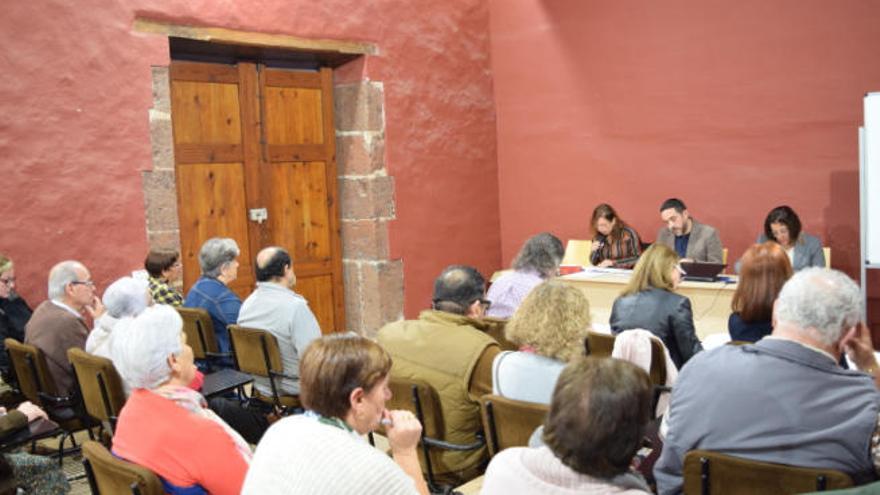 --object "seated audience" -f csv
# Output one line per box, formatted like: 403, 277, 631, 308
655, 268, 880, 494
0, 255, 31, 383
757, 205, 825, 271
656, 198, 723, 263
728, 242, 792, 342
86, 276, 151, 358
145, 250, 184, 306
377, 265, 499, 484
242, 335, 430, 495
493, 280, 590, 404
487, 232, 564, 319
482, 357, 653, 494
184, 237, 242, 357
238, 247, 321, 396
0, 401, 69, 493
112, 305, 251, 495
610, 244, 702, 369
25, 260, 103, 396
590, 203, 643, 268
